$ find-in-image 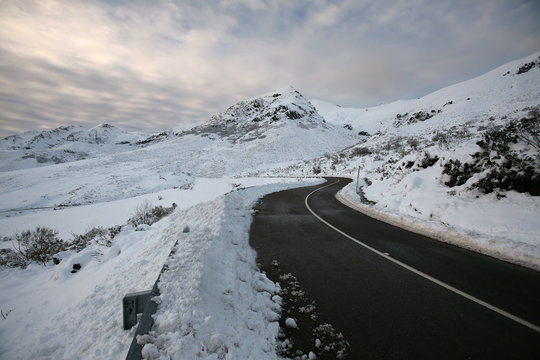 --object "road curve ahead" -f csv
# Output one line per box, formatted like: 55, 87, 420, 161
249, 177, 540, 359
